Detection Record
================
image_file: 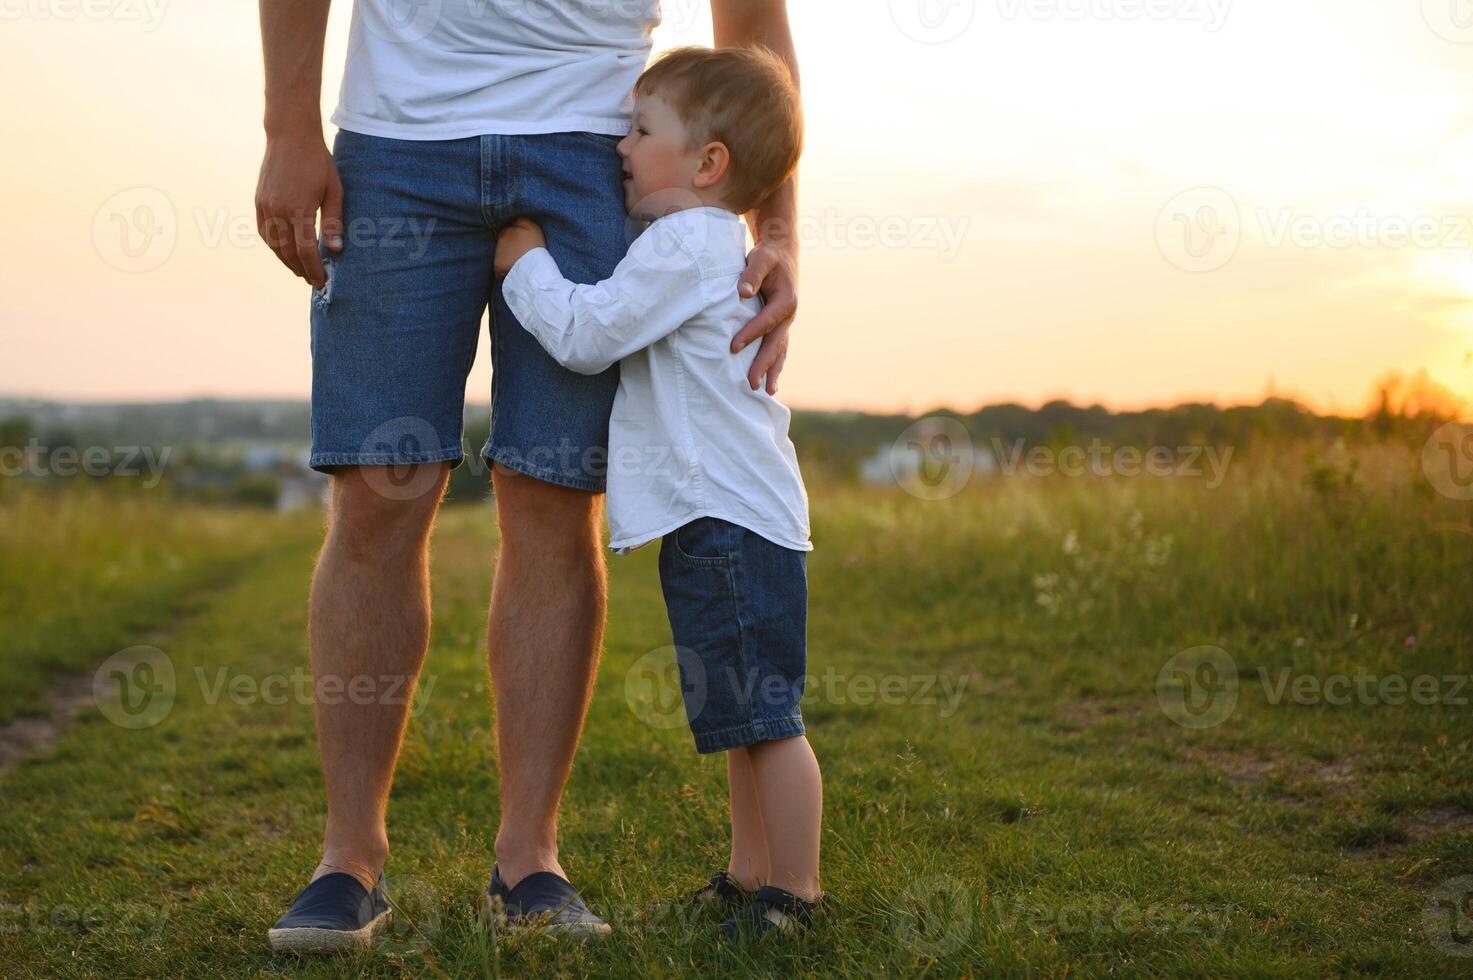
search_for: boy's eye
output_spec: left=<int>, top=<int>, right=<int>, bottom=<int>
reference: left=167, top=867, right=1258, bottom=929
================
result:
left=637, top=128, right=649, bottom=136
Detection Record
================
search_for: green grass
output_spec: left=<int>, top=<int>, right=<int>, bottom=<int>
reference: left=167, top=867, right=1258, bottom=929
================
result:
left=1, top=441, right=1471, bottom=977
left=0, top=483, right=319, bottom=724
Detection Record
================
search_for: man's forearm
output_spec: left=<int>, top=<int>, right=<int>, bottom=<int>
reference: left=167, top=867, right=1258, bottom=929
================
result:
left=259, top=0, right=332, bottom=137
left=712, top=0, right=800, bottom=249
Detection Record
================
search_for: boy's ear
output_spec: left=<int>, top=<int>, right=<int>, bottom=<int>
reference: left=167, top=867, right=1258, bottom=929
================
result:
left=692, top=141, right=732, bottom=191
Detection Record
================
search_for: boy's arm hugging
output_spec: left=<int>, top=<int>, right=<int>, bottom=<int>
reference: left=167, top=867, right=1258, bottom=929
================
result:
left=494, top=216, right=712, bottom=376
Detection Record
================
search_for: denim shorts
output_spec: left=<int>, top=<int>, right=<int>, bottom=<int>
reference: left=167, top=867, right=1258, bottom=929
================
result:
left=658, top=516, right=809, bottom=754
left=308, top=128, right=630, bottom=491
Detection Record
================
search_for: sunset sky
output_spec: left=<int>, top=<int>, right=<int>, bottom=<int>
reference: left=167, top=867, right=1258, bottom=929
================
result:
left=3, top=0, right=1472, bottom=415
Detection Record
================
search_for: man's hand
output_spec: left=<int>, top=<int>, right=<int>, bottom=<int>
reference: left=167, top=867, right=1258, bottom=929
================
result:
left=733, top=240, right=798, bottom=394
left=255, top=132, right=342, bottom=289
left=495, top=217, right=547, bottom=278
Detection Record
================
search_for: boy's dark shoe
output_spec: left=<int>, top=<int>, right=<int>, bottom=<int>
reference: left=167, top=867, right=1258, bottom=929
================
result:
left=686, top=870, right=753, bottom=912
left=483, top=864, right=611, bottom=938
left=720, top=885, right=821, bottom=940
left=648, top=870, right=753, bottom=929
left=268, top=872, right=392, bottom=954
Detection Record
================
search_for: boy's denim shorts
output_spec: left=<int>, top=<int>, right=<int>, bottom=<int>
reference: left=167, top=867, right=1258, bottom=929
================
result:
left=308, top=128, right=630, bottom=491
left=658, top=516, right=809, bottom=754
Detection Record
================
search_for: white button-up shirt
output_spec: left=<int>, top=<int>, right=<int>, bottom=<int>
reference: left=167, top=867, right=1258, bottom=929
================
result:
left=502, top=206, right=812, bottom=554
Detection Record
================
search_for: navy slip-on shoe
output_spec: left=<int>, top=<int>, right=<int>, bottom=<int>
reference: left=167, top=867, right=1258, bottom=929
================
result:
left=484, top=864, right=611, bottom=938
left=268, top=872, right=392, bottom=954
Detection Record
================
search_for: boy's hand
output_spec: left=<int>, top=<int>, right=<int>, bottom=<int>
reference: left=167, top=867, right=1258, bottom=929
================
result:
left=494, top=217, right=546, bottom=277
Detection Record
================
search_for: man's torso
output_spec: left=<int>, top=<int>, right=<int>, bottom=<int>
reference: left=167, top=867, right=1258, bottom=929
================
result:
left=334, top=0, right=663, bottom=140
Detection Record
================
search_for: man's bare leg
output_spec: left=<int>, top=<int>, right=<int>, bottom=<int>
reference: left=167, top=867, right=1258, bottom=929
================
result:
left=308, top=463, right=449, bottom=891
left=486, top=464, right=607, bottom=887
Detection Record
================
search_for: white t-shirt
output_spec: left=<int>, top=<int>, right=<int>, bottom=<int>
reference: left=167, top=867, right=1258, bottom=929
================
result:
left=332, top=0, right=661, bottom=140
left=501, top=207, right=813, bottom=554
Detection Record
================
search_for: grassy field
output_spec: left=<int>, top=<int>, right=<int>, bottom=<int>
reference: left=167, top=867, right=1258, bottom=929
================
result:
left=2, top=441, right=1472, bottom=977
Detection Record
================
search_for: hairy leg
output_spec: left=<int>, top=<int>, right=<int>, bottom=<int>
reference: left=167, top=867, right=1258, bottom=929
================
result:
left=746, top=735, right=823, bottom=901
left=726, top=747, right=771, bottom=891
left=309, top=463, right=449, bottom=891
left=486, top=464, right=607, bottom=887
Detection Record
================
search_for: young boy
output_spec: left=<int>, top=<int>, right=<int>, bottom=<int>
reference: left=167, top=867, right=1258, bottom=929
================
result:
left=492, top=45, right=821, bottom=939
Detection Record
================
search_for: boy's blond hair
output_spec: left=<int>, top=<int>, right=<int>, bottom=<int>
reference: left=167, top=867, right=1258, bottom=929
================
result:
left=635, top=45, right=802, bottom=214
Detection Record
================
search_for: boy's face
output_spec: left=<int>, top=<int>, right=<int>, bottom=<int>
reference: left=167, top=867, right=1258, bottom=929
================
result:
left=617, top=92, right=707, bottom=220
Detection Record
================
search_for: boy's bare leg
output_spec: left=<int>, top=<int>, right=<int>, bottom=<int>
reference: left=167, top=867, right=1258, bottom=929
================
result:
left=309, top=464, right=449, bottom=891
left=486, top=464, right=607, bottom=887
left=726, top=747, right=771, bottom=891
left=746, top=735, right=823, bottom=900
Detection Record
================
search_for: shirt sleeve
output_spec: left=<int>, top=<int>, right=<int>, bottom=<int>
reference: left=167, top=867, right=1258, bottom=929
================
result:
left=500, top=221, right=709, bottom=375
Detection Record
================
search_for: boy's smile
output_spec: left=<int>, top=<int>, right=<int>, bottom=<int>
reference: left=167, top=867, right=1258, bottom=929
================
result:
left=617, top=93, right=726, bottom=219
